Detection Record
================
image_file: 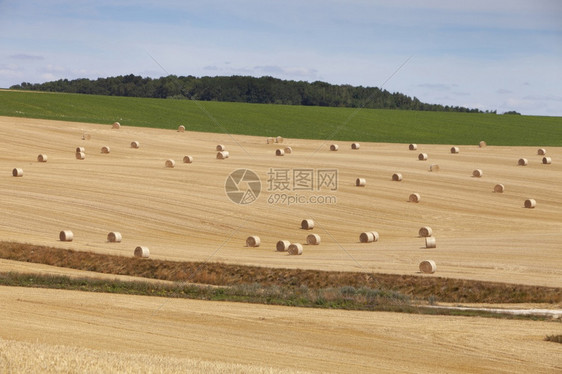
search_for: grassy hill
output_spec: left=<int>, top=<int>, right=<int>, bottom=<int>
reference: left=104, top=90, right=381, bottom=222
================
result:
left=1, top=89, right=560, bottom=146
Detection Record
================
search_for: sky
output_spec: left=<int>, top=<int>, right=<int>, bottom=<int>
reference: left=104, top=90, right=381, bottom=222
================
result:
left=1, top=0, right=561, bottom=116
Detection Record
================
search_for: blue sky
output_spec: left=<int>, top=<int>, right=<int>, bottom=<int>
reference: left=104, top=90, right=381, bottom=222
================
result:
left=1, top=0, right=561, bottom=116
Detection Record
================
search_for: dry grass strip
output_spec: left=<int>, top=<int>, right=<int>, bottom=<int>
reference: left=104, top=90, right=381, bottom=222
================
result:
left=0, top=241, right=560, bottom=304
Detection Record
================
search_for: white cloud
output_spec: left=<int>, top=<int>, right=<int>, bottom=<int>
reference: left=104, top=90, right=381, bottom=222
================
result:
left=40, top=73, right=58, bottom=81
left=41, top=64, right=66, bottom=74
left=522, top=94, right=562, bottom=102
left=0, top=63, right=25, bottom=84
left=9, top=54, right=44, bottom=61
left=417, top=83, right=455, bottom=91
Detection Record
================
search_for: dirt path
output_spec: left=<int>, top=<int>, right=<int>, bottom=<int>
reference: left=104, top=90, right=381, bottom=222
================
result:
left=428, top=305, right=562, bottom=318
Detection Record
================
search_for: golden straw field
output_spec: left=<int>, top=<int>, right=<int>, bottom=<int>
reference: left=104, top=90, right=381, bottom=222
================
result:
left=1, top=116, right=561, bottom=372
left=1, top=286, right=561, bottom=373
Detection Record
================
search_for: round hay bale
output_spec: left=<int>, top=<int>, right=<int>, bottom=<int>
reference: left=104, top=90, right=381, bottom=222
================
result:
left=216, top=151, right=230, bottom=159
left=101, top=146, right=110, bottom=154
left=284, top=147, right=292, bottom=154
left=165, top=159, right=175, bottom=168
left=37, top=154, right=48, bottom=162
left=360, top=232, right=374, bottom=243
left=75, top=152, right=85, bottom=160
left=418, top=153, right=428, bottom=161
left=330, top=144, right=339, bottom=151
left=276, top=149, right=285, bottom=156
left=419, top=260, right=436, bottom=274
left=450, top=146, right=460, bottom=154
left=359, top=231, right=379, bottom=243
left=409, top=143, right=417, bottom=151
left=351, top=142, right=360, bottom=150
left=473, top=169, right=483, bottom=177
left=216, top=144, right=226, bottom=151
left=542, top=156, right=552, bottom=165
left=267, top=137, right=275, bottom=144
left=429, top=164, right=440, bottom=172
left=392, top=173, right=403, bottom=181
left=356, top=177, right=366, bottom=187
left=307, top=233, right=321, bottom=245
left=276, top=136, right=284, bottom=144
left=134, top=246, right=150, bottom=258
left=178, top=125, right=185, bottom=132
left=524, top=199, right=536, bottom=209
left=276, top=240, right=291, bottom=252
left=246, top=235, right=261, bottom=247
left=537, top=148, right=547, bottom=155
left=479, top=141, right=487, bottom=148
left=419, top=226, right=433, bottom=237
left=112, top=122, right=120, bottom=129
left=107, top=231, right=122, bottom=243
left=183, top=155, right=193, bottom=163
left=409, top=193, right=421, bottom=203
left=494, top=184, right=505, bottom=193
left=12, top=168, right=23, bottom=177
left=301, top=219, right=314, bottom=230
left=76, top=147, right=85, bottom=153
left=82, top=133, right=91, bottom=140
left=425, top=237, right=437, bottom=248
left=518, top=158, right=528, bottom=166
left=131, top=141, right=140, bottom=149
left=59, top=230, right=73, bottom=242
left=288, top=243, right=303, bottom=255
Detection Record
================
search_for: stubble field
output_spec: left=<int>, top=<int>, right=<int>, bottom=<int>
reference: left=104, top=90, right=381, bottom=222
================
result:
left=0, top=115, right=561, bottom=372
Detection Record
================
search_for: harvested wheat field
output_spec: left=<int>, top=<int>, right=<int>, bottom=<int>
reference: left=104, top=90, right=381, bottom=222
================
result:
left=0, top=116, right=560, bottom=287
left=1, top=286, right=561, bottom=373
left=1, top=116, right=561, bottom=372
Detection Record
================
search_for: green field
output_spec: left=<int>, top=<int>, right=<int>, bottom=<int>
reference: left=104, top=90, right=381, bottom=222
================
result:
left=1, top=90, right=561, bottom=145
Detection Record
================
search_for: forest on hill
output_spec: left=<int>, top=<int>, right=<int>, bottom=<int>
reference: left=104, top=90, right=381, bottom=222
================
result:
left=11, top=74, right=487, bottom=113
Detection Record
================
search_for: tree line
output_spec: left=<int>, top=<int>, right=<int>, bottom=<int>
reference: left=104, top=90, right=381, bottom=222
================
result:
left=11, top=74, right=486, bottom=113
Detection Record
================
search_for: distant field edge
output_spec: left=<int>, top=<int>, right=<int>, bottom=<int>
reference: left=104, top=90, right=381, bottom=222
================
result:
left=1, top=90, right=561, bottom=146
